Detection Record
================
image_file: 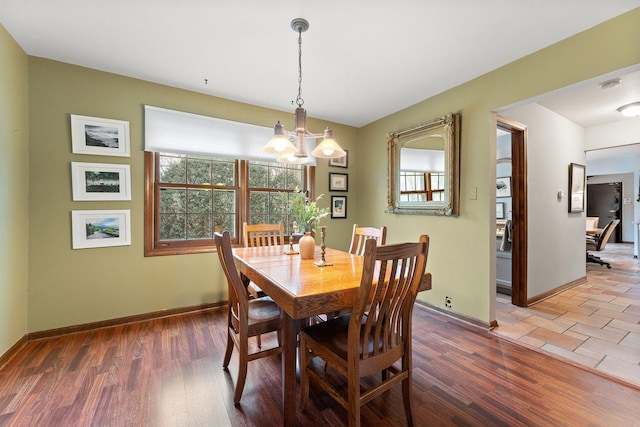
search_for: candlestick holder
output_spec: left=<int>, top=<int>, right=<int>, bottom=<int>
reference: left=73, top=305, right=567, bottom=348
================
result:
left=284, top=233, right=299, bottom=255
left=314, top=226, right=333, bottom=267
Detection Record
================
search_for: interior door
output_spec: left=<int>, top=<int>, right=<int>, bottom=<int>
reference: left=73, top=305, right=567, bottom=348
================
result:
left=497, top=117, right=527, bottom=307
left=587, top=182, right=622, bottom=243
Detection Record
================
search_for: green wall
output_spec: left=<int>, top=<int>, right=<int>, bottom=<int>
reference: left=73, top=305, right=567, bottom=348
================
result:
left=3, top=8, right=639, bottom=341
left=357, top=9, right=640, bottom=323
left=0, top=25, right=29, bottom=356
left=26, top=58, right=358, bottom=333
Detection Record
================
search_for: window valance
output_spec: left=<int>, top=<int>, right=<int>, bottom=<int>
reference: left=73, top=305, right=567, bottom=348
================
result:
left=144, top=105, right=317, bottom=165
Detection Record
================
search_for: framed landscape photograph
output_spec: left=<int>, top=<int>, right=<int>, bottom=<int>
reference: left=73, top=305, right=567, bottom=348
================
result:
left=496, top=176, right=512, bottom=198
left=568, top=162, right=586, bottom=213
left=71, top=162, right=131, bottom=201
left=329, top=172, right=348, bottom=192
left=71, top=114, right=130, bottom=157
left=71, top=210, right=131, bottom=249
left=328, top=150, right=348, bottom=168
left=331, top=196, right=347, bottom=218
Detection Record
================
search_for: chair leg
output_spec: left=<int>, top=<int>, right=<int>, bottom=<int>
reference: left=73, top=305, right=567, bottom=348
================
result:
left=256, top=334, right=262, bottom=348
left=402, top=375, right=415, bottom=426
left=348, top=375, right=361, bottom=427
left=299, top=337, right=310, bottom=411
left=233, top=341, right=249, bottom=404
left=222, top=329, right=234, bottom=368
left=586, top=252, right=612, bottom=269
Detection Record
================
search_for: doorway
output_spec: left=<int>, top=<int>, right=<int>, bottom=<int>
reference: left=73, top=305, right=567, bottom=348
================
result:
left=497, top=117, right=527, bottom=307
left=587, top=182, right=622, bottom=243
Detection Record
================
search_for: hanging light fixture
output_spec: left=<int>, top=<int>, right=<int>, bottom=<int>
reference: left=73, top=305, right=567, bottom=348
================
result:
left=261, top=18, right=346, bottom=164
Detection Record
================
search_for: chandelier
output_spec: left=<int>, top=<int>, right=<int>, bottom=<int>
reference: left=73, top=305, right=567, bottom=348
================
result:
left=261, top=18, right=346, bottom=164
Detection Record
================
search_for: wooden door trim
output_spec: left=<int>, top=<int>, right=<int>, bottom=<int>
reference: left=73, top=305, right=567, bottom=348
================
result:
left=497, top=117, right=528, bottom=307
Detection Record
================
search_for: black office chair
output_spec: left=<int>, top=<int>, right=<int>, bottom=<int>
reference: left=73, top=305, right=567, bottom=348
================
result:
left=586, top=219, right=620, bottom=269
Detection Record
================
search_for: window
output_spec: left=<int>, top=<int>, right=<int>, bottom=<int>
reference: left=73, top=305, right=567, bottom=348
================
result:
left=399, top=171, right=444, bottom=202
left=145, top=152, right=313, bottom=256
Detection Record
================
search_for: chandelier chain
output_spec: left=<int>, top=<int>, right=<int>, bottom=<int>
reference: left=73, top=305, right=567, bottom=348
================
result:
left=296, top=27, right=304, bottom=108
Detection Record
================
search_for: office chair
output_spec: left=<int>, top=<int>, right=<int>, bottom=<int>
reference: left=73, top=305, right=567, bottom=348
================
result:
left=586, top=219, right=620, bottom=269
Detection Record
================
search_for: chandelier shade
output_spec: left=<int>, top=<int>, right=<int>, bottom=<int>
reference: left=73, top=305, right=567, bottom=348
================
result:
left=261, top=18, right=346, bottom=165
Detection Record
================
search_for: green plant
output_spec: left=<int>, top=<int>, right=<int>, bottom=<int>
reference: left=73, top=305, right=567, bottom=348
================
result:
left=288, top=187, right=329, bottom=233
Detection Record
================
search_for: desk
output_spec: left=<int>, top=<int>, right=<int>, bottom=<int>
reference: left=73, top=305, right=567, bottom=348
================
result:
left=233, top=244, right=431, bottom=426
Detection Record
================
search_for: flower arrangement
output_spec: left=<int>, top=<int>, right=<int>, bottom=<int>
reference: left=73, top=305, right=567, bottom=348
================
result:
left=288, top=187, right=329, bottom=233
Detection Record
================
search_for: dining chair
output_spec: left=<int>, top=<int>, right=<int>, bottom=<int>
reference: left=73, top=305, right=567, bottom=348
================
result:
left=300, top=235, right=429, bottom=427
left=320, top=224, right=388, bottom=321
left=214, top=231, right=282, bottom=405
left=348, top=224, right=387, bottom=256
left=243, top=222, right=285, bottom=248
left=241, top=222, right=286, bottom=345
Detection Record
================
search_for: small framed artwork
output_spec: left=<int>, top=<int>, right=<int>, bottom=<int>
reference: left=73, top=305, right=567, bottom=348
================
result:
left=496, top=176, right=512, bottom=198
left=331, top=196, right=347, bottom=218
left=569, top=162, right=586, bottom=213
left=71, top=162, right=131, bottom=201
left=71, top=210, right=131, bottom=249
left=329, top=150, right=348, bottom=168
left=71, top=114, right=130, bottom=157
left=329, top=172, right=348, bottom=192
left=496, top=202, right=505, bottom=219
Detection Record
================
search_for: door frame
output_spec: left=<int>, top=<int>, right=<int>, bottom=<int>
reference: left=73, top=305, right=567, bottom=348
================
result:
left=497, top=117, right=528, bottom=307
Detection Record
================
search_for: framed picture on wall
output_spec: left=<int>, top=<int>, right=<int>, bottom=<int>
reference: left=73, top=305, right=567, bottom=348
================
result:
left=569, top=162, right=586, bottom=213
left=496, top=202, right=505, bottom=219
left=496, top=176, right=512, bottom=198
left=329, top=172, right=348, bottom=191
left=71, top=162, right=131, bottom=201
left=328, top=150, right=348, bottom=168
left=71, top=114, right=130, bottom=157
left=71, top=210, right=131, bottom=249
left=331, top=196, right=347, bottom=218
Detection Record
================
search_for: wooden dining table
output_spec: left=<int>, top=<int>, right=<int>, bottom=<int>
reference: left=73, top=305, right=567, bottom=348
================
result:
left=232, top=244, right=432, bottom=426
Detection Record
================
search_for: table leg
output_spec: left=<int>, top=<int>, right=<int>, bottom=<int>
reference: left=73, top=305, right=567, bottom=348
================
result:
left=282, top=313, right=301, bottom=427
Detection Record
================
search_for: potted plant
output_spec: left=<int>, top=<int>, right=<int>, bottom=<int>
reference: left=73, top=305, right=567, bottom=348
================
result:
left=289, top=187, right=329, bottom=233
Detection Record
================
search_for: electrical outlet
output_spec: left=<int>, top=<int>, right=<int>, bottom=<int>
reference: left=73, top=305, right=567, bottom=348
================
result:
left=445, top=296, right=452, bottom=308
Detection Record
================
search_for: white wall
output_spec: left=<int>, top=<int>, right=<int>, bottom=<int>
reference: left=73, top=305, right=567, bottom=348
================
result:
left=502, top=103, right=586, bottom=298
left=585, top=117, right=640, bottom=150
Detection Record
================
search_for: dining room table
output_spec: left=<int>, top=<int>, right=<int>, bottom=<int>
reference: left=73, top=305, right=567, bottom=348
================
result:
left=232, top=243, right=432, bottom=426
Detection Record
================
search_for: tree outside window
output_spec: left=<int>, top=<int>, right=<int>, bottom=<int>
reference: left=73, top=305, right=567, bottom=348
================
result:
left=145, top=152, right=311, bottom=256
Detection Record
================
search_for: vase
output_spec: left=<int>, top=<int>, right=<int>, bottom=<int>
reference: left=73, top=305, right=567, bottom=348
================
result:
left=298, top=232, right=315, bottom=260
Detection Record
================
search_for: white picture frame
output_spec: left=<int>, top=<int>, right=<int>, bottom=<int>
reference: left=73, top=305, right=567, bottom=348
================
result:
left=496, top=176, right=512, bottom=198
left=71, top=162, right=131, bottom=201
left=71, top=114, right=130, bottom=157
left=329, top=172, right=348, bottom=192
left=71, top=210, right=131, bottom=249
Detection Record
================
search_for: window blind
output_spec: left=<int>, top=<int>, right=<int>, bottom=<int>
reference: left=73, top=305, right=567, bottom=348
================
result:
left=144, top=105, right=317, bottom=165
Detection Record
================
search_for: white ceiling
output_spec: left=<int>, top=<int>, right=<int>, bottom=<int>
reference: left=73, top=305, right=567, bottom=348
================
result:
left=1, top=0, right=638, bottom=128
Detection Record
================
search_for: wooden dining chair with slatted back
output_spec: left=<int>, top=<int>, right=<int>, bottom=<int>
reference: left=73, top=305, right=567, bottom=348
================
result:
left=214, top=231, right=282, bottom=405
left=320, top=224, right=388, bottom=321
left=242, top=222, right=285, bottom=346
left=349, top=224, right=387, bottom=256
left=300, top=235, right=430, bottom=427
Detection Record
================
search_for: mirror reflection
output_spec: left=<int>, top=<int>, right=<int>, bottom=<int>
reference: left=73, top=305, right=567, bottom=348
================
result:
left=387, top=113, right=460, bottom=216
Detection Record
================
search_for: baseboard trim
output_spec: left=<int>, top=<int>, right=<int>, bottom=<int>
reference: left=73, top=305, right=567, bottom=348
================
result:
left=0, top=335, right=28, bottom=370
left=527, top=276, right=587, bottom=306
left=26, top=301, right=227, bottom=342
left=415, top=300, right=492, bottom=330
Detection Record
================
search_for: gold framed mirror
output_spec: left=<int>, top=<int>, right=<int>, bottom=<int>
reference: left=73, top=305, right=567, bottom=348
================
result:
left=386, top=113, right=460, bottom=216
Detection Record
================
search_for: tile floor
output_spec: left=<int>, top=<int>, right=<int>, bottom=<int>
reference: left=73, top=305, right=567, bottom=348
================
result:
left=493, top=242, right=640, bottom=389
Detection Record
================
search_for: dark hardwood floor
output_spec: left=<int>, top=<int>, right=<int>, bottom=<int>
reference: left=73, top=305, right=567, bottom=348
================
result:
left=1, top=304, right=639, bottom=426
